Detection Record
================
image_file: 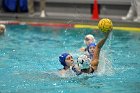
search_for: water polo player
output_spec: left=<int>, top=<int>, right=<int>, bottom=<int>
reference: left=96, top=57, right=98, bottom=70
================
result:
left=87, top=43, right=96, bottom=60
left=80, top=34, right=96, bottom=52
left=0, top=24, right=6, bottom=35
left=58, top=53, right=81, bottom=76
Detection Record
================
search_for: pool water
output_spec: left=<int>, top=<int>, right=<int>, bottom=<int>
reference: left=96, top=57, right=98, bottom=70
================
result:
left=0, top=24, right=140, bottom=93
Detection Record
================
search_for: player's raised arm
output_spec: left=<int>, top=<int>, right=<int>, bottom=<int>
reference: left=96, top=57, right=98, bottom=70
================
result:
left=90, top=18, right=113, bottom=71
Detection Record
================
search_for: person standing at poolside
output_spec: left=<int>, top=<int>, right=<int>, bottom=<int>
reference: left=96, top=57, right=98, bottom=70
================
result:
left=28, top=0, right=46, bottom=17
left=122, top=0, right=140, bottom=22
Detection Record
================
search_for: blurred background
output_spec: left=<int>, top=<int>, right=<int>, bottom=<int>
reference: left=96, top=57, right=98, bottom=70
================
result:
left=0, top=0, right=140, bottom=27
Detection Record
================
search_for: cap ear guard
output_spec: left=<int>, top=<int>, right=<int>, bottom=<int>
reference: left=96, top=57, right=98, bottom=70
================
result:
left=59, top=53, right=69, bottom=66
left=59, top=56, right=65, bottom=66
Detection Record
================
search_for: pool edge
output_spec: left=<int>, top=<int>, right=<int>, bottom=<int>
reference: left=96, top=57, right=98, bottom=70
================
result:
left=0, top=21, right=140, bottom=32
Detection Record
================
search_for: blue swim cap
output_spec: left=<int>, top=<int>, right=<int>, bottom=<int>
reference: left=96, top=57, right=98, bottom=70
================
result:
left=59, top=53, right=69, bottom=66
left=87, top=43, right=96, bottom=53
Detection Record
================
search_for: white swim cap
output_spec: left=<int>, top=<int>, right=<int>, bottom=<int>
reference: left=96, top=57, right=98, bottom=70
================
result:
left=84, top=34, right=96, bottom=44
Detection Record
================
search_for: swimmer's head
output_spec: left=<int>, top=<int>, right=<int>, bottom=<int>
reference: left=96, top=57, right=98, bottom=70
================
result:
left=0, top=24, right=6, bottom=34
left=59, top=53, right=74, bottom=67
left=84, top=34, right=96, bottom=45
left=87, top=43, right=96, bottom=54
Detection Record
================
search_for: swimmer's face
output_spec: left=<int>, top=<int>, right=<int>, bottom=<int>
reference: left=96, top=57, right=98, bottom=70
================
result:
left=84, top=37, right=93, bottom=45
left=65, top=55, right=74, bottom=67
left=89, top=46, right=95, bottom=54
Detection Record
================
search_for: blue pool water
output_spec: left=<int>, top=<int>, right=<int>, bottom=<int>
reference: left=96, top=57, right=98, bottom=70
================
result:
left=0, top=24, right=140, bottom=93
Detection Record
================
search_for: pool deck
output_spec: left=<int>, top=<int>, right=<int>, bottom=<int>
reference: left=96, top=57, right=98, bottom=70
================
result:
left=0, top=12, right=140, bottom=32
left=0, top=0, right=140, bottom=31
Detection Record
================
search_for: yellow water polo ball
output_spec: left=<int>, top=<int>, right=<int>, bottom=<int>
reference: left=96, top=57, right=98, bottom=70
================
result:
left=98, top=18, right=113, bottom=33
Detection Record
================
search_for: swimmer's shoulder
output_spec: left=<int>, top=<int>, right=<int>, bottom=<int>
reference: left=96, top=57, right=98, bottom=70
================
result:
left=58, top=69, right=66, bottom=77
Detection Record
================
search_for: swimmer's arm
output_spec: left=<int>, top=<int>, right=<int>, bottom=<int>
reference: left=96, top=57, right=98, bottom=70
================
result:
left=90, top=31, right=111, bottom=71
left=90, top=48, right=100, bottom=71
left=96, top=31, right=110, bottom=49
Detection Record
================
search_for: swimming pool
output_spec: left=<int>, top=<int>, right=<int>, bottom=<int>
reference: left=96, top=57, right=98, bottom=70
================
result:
left=0, top=24, right=140, bottom=93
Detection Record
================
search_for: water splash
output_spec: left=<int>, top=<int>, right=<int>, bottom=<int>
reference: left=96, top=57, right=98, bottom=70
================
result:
left=97, top=32, right=115, bottom=76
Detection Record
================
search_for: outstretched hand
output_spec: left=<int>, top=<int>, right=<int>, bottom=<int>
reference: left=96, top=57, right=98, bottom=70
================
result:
left=103, top=29, right=112, bottom=38
left=80, top=47, right=86, bottom=52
